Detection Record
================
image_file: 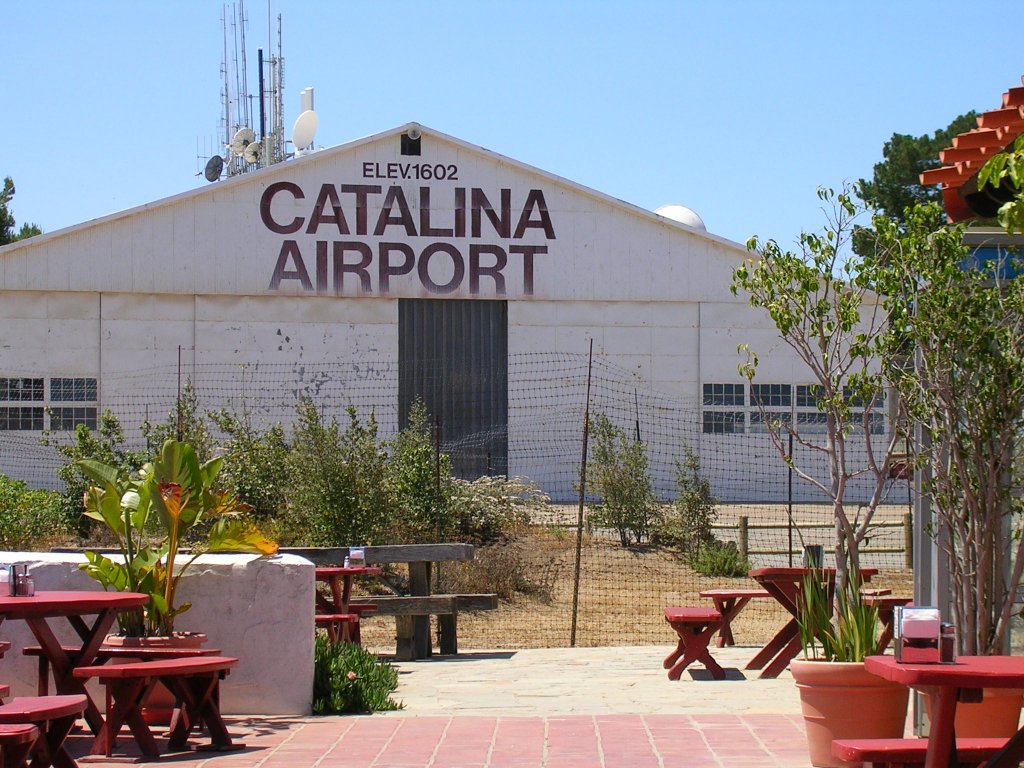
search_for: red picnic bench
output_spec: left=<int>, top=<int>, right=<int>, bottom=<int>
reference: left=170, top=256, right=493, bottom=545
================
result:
left=0, top=694, right=87, bottom=768
left=73, top=656, right=242, bottom=758
left=0, top=723, right=40, bottom=768
left=698, top=588, right=770, bottom=647
left=663, top=607, right=725, bottom=680
left=832, top=736, right=1007, bottom=767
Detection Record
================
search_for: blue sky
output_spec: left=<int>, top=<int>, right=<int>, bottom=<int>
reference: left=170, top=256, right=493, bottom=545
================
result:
left=2, top=1, right=1021, bottom=250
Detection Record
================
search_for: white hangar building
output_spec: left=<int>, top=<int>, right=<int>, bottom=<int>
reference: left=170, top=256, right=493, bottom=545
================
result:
left=0, top=124, right=873, bottom=502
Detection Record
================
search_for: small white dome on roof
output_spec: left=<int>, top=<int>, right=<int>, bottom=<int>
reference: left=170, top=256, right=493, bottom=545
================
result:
left=655, top=204, right=706, bottom=231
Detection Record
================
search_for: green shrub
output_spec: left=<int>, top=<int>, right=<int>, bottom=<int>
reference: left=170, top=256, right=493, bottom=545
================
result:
left=44, top=410, right=147, bottom=537
left=687, top=540, right=750, bottom=577
left=587, top=414, right=661, bottom=546
left=209, top=408, right=290, bottom=520
left=388, top=401, right=454, bottom=542
left=655, top=448, right=718, bottom=555
left=312, top=637, right=403, bottom=714
left=0, top=474, right=69, bottom=549
left=288, top=400, right=394, bottom=546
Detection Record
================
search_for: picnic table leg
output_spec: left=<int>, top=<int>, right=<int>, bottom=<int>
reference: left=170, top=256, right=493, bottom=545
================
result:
left=745, top=617, right=797, bottom=671
left=710, top=596, right=752, bottom=648
left=663, top=621, right=725, bottom=681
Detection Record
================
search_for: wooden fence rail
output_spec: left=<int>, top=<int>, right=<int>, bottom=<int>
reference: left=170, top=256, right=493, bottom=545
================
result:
left=712, top=512, right=913, bottom=568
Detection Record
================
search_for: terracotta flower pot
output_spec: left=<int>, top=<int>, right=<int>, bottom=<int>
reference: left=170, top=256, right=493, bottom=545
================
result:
left=791, top=659, right=909, bottom=768
left=924, top=686, right=1024, bottom=737
left=103, top=633, right=208, bottom=725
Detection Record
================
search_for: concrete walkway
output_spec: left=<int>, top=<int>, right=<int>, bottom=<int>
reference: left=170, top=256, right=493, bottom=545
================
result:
left=65, top=645, right=814, bottom=767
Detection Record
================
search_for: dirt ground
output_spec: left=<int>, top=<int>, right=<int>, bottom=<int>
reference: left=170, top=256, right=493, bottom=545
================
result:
left=357, top=530, right=914, bottom=656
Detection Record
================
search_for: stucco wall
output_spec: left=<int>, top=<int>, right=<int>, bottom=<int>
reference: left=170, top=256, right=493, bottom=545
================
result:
left=0, top=552, right=314, bottom=715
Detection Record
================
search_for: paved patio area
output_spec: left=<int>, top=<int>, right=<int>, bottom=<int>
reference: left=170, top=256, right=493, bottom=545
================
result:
left=64, top=646, right=815, bottom=767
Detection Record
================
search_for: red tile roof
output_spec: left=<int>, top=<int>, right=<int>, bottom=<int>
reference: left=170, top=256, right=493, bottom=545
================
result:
left=920, top=76, right=1024, bottom=221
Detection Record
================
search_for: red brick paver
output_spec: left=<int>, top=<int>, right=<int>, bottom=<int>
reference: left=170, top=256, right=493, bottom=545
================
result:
left=66, top=713, right=811, bottom=767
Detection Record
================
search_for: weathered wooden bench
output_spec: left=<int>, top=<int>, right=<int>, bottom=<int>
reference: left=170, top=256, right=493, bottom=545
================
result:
left=831, top=736, right=1006, bottom=767
left=73, top=656, right=241, bottom=758
left=0, top=694, right=87, bottom=768
left=361, top=594, right=499, bottom=660
left=663, top=607, right=726, bottom=680
left=698, top=589, right=771, bottom=647
left=0, top=723, right=40, bottom=768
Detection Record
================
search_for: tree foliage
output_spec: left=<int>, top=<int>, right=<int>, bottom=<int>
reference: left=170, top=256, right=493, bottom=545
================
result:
left=859, top=112, right=978, bottom=220
left=733, top=185, right=904, bottom=603
left=586, top=413, right=660, bottom=546
left=875, top=203, right=1024, bottom=655
left=0, top=176, right=42, bottom=246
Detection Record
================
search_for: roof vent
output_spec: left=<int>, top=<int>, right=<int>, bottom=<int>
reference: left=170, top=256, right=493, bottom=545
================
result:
left=655, top=204, right=706, bottom=231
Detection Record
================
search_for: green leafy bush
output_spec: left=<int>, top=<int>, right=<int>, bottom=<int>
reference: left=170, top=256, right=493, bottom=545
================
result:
left=288, top=400, right=394, bottom=546
left=209, top=408, right=290, bottom=520
left=0, top=475, right=69, bottom=549
left=656, top=448, right=718, bottom=555
left=388, top=401, right=454, bottom=541
left=312, top=637, right=403, bottom=714
left=687, top=540, right=750, bottom=577
left=586, top=414, right=661, bottom=546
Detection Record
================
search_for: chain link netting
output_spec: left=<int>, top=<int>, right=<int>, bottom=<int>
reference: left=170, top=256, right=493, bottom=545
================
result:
left=1, top=353, right=913, bottom=650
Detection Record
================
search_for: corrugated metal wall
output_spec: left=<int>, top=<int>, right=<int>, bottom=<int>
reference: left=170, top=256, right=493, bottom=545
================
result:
left=398, top=299, right=508, bottom=479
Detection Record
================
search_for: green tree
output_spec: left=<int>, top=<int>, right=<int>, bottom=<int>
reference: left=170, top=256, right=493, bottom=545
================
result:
left=859, top=112, right=978, bottom=220
left=0, top=176, right=42, bottom=245
left=874, top=203, right=1024, bottom=655
left=388, top=401, right=454, bottom=541
left=733, top=185, right=905, bottom=603
left=586, top=413, right=660, bottom=546
left=209, top=406, right=290, bottom=520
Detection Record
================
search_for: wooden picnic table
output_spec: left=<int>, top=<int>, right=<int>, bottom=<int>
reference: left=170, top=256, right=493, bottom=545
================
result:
left=0, top=590, right=148, bottom=735
left=698, top=588, right=770, bottom=647
left=865, top=654, right=1024, bottom=768
left=745, top=567, right=877, bottom=678
left=315, top=565, right=382, bottom=644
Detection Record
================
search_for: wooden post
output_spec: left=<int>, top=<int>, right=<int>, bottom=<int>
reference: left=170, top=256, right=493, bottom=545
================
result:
left=739, top=516, right=749, bottom=561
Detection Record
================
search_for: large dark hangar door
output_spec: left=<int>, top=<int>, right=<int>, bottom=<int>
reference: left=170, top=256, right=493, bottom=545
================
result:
left=399, top=299, right=508, bottom=479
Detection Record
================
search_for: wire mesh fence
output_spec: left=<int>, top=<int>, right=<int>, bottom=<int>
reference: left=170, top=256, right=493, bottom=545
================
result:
left=1, top=352, right=914, bottom=650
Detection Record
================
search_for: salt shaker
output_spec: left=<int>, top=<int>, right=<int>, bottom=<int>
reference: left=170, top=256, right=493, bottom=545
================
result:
left=940, top=623, right=956, bottom=663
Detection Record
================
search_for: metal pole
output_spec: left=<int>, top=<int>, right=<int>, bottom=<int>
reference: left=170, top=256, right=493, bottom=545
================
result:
left=788, top=431, right=794, bottom=566
left=570, top=339, right=594, bottom=647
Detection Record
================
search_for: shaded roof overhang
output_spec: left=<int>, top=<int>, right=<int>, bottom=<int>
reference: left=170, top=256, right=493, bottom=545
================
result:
left=920, top=76, right=1024, bottom=222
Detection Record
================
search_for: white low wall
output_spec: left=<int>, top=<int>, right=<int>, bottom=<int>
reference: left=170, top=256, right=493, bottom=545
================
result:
left=0, top=552, right=314, bottom=715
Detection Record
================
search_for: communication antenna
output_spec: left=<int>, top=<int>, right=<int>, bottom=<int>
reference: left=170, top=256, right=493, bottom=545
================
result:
left=229, top=126, right=256, bottom=156
left=292, top=109, right=318, bottom=151
left=243, top=141, right=262, bottom=164
left=204, top=155, right=225, bottom=182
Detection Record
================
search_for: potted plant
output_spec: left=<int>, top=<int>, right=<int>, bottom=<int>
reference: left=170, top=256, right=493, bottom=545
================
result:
left=78, top=438, right=278, bottom=638
left=791, top=572, right=908, bottom=767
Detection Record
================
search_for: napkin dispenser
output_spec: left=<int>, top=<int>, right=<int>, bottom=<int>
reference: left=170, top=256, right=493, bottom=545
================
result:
left=894, top=606, right=941, bottom=663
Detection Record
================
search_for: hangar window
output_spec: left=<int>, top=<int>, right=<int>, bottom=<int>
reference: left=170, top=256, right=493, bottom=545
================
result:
left=0, top=378, right=44, bottom=431
left=751, top=383, right=791, bottom=407
left=750, top=411, right=792, bottom=433
left=0, top=376, right=98, bottom=431
left=702, top=410, right=744, bottom=434
left=702, top=383, right=744, bottom=406
left=48, top=377, right=98, bottom=430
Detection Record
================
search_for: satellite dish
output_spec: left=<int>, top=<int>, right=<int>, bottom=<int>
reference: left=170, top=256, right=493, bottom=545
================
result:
left=243, top=141, right=262, bottom=165
left=292, top=110, right=318, bottom=150
left=204, top=155, right=224, bottom=182
left=229, top=127, right=256, bottom=156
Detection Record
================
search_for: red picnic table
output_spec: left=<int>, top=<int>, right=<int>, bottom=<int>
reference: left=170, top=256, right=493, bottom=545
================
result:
left=315, top=566, right=382, bottom=644
left=864, top=654, right=1024, bottom=768
left=745, top=567, right=877, bottom=678
left=0, top=590, right=148, bottom=734
left=698, top=588, right=770, bottom=647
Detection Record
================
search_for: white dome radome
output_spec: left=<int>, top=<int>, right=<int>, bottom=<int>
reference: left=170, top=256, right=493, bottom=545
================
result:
left=655, top=204, right=706, bottom=231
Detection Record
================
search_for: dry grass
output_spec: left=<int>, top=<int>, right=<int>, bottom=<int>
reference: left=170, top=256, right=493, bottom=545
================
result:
left=357, top=529, right=913, bottom=655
